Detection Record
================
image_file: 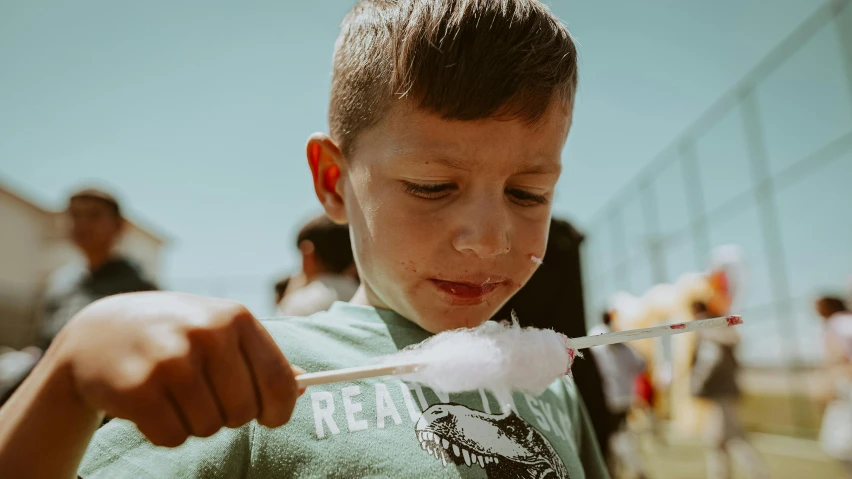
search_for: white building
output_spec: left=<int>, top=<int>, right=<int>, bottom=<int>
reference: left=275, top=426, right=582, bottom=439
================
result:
left=0, top=181, right=166, bottom=348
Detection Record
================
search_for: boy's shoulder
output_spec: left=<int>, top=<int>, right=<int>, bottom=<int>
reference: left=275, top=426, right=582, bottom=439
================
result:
left=261, top=302, right=402, bottom=334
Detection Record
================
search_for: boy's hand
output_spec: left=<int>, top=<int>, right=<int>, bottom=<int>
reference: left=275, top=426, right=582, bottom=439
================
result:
left=54, top=292, right=303, bottom=447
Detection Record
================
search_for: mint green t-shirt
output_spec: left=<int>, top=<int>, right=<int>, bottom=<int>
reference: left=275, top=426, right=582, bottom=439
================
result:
left=79, top=302, right=609, bottom=478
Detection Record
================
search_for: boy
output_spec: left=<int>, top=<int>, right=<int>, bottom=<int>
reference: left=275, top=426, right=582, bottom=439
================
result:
left=0, top=0, right=608, bottom=477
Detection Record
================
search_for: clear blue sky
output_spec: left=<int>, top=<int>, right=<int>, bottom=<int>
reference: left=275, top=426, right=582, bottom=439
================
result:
left=1, top=0, right=845, bottom=321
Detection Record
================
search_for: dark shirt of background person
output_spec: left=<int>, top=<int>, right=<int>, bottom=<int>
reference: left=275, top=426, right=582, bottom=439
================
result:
left=39, top=188, right=157, bottom=349
left=491, top=218, right=614, bottom=462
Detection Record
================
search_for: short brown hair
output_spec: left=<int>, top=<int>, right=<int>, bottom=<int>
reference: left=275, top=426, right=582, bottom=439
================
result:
left=330, top=0, right=578, bottom=155
left=297, top=215, right=354, bottom=274
left=817, top=296, right=848, bottom=316
left=70, top=187, right=122, bottom=218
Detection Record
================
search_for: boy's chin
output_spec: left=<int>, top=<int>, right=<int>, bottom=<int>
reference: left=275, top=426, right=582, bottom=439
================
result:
left=414, top=303, right=502, bottom=334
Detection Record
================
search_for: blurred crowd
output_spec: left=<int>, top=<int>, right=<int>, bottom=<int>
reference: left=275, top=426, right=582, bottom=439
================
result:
left=1, top=186, right=851, bottom=479
left=586, top=263, right=852, bottom=478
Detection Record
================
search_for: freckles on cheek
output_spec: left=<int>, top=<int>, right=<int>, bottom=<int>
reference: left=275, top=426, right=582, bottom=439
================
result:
left=399, top=260, right=419, bottom=274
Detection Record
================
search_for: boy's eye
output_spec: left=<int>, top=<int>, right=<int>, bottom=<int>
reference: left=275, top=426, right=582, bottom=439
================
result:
left=402, top=181, right=456, bottom=199
left=506, top=188, right=549, bottom=206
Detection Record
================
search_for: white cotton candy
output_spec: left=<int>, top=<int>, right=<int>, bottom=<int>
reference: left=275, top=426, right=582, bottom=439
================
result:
left=381, top=316, right=572, bottom=400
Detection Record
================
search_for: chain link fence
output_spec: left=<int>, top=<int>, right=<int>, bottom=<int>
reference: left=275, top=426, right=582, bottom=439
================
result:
left=580, top=0, right=852, bottom=435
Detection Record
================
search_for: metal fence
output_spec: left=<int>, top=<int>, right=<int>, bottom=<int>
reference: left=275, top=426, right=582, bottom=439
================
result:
left=581, top=0, right=852, bottom=373
left=583, top=0, right=852, bottom=436
left=579, top=0, right=852, bottom=437
left=579, top=0, right=852, bottom=436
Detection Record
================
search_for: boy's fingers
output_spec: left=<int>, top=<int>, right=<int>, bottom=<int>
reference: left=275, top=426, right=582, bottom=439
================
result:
left=129, top=391, right=189, bottom=448
left=168, top=368, right=224, bottom=438
left=292, top=365, right=307, bottom=396
left=239, top=320, right=300, bottom=428
left=205, top=337, right=259, bottom=428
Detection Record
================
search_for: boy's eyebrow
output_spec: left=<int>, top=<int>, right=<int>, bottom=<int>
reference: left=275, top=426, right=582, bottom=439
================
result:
left=516, top=161, right=562, bottom=175
left=400, top=153, right=562, bottom=175
left=418, top=155, right=470, bottom=171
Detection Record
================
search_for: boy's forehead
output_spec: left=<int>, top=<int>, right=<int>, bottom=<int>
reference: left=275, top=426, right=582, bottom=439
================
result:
left=385, top=149, right=564, bottom=180
left=356, top=102, right=570, bottom=172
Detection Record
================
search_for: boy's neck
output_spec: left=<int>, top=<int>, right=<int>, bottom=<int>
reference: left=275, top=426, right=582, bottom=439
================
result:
left=349, top=285, right=372, bottom=307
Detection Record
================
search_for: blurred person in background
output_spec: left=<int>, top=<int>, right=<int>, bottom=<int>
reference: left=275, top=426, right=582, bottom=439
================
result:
left=589, top=310, right=649, bottom=479
left=40, top=188, right=158, bottom=348
left=816, top=296, right=852, bottom=365
left=1, top=188, right=157, bottom=408
left=634, top=365, right=663, bottom=444
left=276, top=214, right=358, bottom=316
left=847, top=277, right=852, bottom=307
left=0, top=347, right=41, bottom=407
left=690, top=301, right=768, bottom=479
left=273, top=276, right=291, bottom=307
left=814, top=295, right=852, bottom=475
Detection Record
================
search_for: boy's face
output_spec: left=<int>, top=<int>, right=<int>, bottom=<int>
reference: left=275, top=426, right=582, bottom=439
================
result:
left=311, top=102, right=570, bottom=333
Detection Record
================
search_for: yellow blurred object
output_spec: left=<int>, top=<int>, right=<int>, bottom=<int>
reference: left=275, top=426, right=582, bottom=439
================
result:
left=607, top=254, right=740, bottom=436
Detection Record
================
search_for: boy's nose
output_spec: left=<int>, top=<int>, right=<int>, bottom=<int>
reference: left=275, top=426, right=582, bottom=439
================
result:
left=451, top=201, right=511, bottom=259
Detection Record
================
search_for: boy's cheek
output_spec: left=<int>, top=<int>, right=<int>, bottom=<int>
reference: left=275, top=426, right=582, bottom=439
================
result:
left=377, top=201, right=442, bottom=242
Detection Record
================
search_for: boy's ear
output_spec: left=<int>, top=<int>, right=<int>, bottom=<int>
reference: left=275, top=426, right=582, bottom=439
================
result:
left=306, top=133, right=347, bottom=224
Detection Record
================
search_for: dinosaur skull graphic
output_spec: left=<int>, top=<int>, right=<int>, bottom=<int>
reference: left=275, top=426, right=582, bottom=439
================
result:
left=415, top=403, right=568, bottom=478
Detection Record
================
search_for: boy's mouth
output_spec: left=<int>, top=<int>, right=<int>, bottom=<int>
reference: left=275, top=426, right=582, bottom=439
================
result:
left=429, top=278, right=504, bottom=304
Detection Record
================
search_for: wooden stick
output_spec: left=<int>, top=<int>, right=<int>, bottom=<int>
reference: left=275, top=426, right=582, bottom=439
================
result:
left=566, top=315, right=742, bottom=350
left=294, top=315, right=742, bottom=389
left=296, top=362, right=421, bottom=389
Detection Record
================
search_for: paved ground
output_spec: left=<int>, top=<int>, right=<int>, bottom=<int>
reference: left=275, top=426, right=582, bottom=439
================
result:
left=620, top=427, right=848, bottom=479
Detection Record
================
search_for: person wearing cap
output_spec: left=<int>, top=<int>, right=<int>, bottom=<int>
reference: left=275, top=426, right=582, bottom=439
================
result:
left=39, top=188, right=157, bottom=348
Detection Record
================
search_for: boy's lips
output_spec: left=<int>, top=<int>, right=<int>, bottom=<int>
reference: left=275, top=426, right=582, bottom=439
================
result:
left=429, top=278, right=505, bottom=304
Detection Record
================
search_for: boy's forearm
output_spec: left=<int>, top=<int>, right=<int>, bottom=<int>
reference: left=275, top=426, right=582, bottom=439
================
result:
left=0, top=351, right=102, bottom=479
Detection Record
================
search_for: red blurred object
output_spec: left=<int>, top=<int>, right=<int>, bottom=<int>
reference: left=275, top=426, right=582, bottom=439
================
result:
left=635, top=371, right=655, bottom=407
